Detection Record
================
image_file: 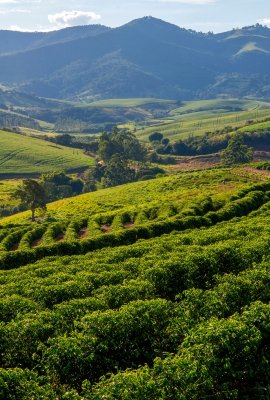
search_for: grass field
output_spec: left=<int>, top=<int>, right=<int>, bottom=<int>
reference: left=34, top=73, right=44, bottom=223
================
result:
left=77, top=98, right=175, bottom=108
left=170, top=99, right=270, bottom=116
left=0, top=130, right=94, bottom=177
left=136, top=108, right=270, bottom=141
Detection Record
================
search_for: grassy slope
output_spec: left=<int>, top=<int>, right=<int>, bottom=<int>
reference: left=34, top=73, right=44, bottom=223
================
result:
left=136, top=108, right=270, bottom=141
left=133, top=98, right=270, bottom=141
left=0, top=168, right=257, bottom=226
left=77, top=98, right=175, bottom=108
left=170, top=99, right=270, bottom=115
left=0, top=130, right=94, bottom=176
left=0, top=179, right=21, bottom=206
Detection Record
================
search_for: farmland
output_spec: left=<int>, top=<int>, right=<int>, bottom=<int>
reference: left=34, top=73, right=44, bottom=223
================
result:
left=136, top=107, right=270, bottom=141
left=0, top=130, right=94, bottom=177
left=4, top=96, right=270, bottom=138
left=1, top=167, right=270, bottom=398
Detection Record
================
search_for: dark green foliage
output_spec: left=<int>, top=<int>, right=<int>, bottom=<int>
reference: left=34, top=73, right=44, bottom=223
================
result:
left=98, top=128, right=145, bottom=162
left=0, top=368, right=55, bottom=400
left=88, top=302, right=270, bottom=399
left=149, top=132, right=163, bottom=142
left=102, top=154, right=136, bottom=188
left=42, top=171, right=84, bottom=201
left=42, top=299, right=174, bottom=386
left=87, top=128, right=146, bottom=190
left=221, top=134, right=253, bottom=166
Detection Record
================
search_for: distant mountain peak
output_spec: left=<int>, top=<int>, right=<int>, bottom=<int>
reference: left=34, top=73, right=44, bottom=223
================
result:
left=123, top=16, right=185, bottom=30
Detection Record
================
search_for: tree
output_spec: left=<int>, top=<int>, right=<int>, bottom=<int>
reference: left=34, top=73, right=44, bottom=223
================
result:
left=54, top=134, right=73, bottom=147
left=114, top=130, right=146, bottom=161
left=149, top=132, right=163, bottom=143
left=98, top=133, right=119, bottom=161
left=98, top=129, right=146, bottom=162
left=102, top=154, right=135, bottom=188
left=221, top=135, right=253, bottom=166
left=13, top=179, right=47, bottom=221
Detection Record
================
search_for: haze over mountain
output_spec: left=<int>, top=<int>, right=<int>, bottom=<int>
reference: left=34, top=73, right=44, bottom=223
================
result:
left=0, top=17, right=269, bottom=101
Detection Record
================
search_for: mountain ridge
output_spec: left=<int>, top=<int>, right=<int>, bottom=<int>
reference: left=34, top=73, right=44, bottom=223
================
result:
left=0, top=17, right=270, bottom=100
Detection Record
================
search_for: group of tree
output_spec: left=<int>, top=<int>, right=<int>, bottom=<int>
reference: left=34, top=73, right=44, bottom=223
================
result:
left=149, top=129, right=254, bottom=165
left=150, top=126, right=270, bottom=161
left=84, top=128, right=163, bottom=190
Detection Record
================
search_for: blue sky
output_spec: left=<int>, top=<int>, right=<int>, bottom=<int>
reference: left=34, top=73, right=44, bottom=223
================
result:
left=0, top=0, right=269, bottom=33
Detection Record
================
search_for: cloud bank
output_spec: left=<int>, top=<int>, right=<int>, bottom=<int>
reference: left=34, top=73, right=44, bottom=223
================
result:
left=48, top=10, right=101, bottom=28
left=258, top=18, right=270, bottom=26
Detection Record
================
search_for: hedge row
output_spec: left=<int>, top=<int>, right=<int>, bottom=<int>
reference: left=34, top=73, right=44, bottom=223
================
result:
left=1, top=183, right=270, bottom=270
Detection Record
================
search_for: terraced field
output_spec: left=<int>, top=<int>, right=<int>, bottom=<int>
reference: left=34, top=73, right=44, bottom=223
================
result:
left=1, top=167, right=270, bottom=398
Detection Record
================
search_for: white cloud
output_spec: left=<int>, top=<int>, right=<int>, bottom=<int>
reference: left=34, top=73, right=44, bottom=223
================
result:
left=48, top=10, right=101, bottom=28
left=0, top=0, right=17, bottom=3
left=258, top=18, right=270, bottom=26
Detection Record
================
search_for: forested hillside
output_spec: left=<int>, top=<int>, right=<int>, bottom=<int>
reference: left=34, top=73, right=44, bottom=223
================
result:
left=0, top=18, right=270, bottom=100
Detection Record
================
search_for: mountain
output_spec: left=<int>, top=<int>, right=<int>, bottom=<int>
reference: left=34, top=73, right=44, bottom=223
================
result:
left=0, top=17, right=269, bottom=100
left=0, top=25, right=110, bottom=55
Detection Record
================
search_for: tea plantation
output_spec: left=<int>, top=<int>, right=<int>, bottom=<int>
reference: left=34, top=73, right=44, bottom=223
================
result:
left=1, top=169, right=270, bottom=399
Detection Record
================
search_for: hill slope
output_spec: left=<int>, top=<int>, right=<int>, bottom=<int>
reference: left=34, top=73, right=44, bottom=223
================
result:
left=0, top=130, right=94, bottom=177
left=0, top=24, right=110, bottom=56
left=1, top=168, right=270, bottom=398
left=0, top=18, right=269, bottom=100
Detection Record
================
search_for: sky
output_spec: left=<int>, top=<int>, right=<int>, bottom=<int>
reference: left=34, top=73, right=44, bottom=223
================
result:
left=0, top=0, right=270, bottom=33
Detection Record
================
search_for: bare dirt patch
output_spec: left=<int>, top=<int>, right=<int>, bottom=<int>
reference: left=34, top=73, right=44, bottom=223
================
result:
left=123, top=222, right=135, bottom=229
left=78, top=228, right=88, bottom=239
left=55, top=233, right=65, bottom=242
left=169, top=154, right=220, bottom=171
left=10, top=243, right=19, bottom=251
left=101, top=224, right=112, bottom=233
left=31, top=238, right=43, bottom=248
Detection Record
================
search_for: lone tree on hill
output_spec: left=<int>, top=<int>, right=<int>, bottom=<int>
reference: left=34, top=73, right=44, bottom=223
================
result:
left=221, top=135, right=253, bottom=166
left=13, top=179, right=47, bottom=221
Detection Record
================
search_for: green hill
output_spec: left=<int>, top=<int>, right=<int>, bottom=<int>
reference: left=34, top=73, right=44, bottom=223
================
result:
left=0, top=130, right=94, bottom=177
